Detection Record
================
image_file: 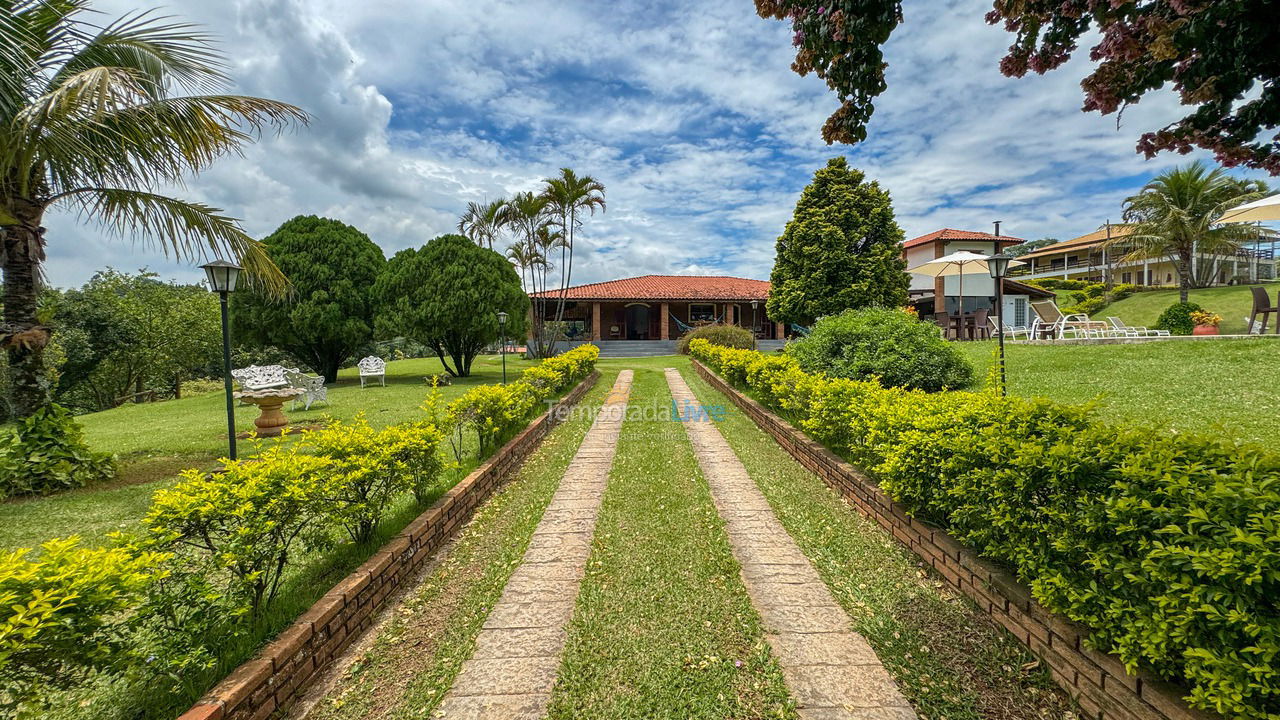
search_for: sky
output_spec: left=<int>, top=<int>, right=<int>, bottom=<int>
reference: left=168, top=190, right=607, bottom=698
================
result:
left=45, top=0, right=1272, bottom=289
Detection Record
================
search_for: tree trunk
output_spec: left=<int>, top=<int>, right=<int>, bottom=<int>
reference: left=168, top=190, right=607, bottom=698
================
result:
left=1, top=203, right=50, bottom=418
left=1179, top=253, right=1192, bottom=304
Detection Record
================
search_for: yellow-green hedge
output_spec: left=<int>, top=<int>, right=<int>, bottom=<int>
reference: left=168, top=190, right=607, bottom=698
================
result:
left=690, top=338, right=1280, bottom=720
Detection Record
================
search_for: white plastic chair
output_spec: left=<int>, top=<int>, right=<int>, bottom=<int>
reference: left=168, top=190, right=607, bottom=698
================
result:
left=1107, top=317, right=1169, bottom=337
left=357, top=356, right=386, bottom=388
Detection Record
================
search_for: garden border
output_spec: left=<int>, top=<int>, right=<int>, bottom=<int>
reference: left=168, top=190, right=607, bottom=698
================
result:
left=176, top=370, right=601, bottom=720
left=691, top=359, right=1217, bottom=720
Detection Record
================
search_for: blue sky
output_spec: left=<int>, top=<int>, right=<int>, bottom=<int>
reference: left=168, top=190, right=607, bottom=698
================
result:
left=46, top=0, right=1272, bottom=289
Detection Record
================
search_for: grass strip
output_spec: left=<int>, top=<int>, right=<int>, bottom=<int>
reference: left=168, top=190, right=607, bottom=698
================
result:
left=306, top=369, right=621, bottom=720
left=681, top=365, right=1074, bottom=720
left=546, top=366, right=796, bottom=720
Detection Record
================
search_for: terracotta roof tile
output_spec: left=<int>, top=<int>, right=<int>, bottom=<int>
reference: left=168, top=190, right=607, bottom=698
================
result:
left=530, top=274, right=769, bottom=301
left=903, top=228, right=1025, bottom=250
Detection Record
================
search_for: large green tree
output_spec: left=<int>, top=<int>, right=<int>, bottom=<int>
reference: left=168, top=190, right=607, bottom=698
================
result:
left=376, top=234, right=527, bottom=377
left=231, top=216, right=385, bottom=382
left=55, top=269, right=219, bottom=411
left=767, top=158, right=908, bottom=326
left=1116, top=162, right=1267, bottom=303
left=757, top=1, right=1280, bottom=173
left=0, top=1, right=305, bottom=418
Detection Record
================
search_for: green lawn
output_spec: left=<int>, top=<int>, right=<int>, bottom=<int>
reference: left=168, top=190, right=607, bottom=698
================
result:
left=547, top=366, right=795, bottom=719
left=1105, top=280, right=1280, bottom=334
left=0, top=355, right=536, bottom=551
left=958, top=339, right=1280, bottom=445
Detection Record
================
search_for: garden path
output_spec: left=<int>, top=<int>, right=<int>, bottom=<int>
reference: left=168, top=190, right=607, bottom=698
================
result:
left=432, top=370, right=633, bottom=719
left=665, top=368, right=916, bottom=720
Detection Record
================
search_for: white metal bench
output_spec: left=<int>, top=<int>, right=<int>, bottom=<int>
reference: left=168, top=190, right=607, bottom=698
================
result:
left=285, top=369, right=327, bottom=410
left=231, top=364, right=291, bottom=391
left=358, top=356, right=386, bottom=388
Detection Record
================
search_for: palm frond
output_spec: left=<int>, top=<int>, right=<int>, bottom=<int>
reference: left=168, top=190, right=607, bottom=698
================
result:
left=46, top=9, right=227, bottom=97
left=52, top=187, right=285, bottom=292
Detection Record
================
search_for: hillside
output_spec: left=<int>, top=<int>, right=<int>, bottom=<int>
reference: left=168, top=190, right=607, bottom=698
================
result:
left=1105, top=280, right=1280, bottom=334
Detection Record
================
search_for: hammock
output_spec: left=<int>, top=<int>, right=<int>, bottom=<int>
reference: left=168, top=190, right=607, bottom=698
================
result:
left=669, top=313, right=724, bottom=335
left=791, top=324, right=811, bottom=337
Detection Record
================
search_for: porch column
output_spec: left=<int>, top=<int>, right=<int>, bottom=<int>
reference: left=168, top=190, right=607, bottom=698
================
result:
left=725, top=304, right=734, bottom=325
left=660, top=302, right=669, bottom=340
left=591, top=302, right=601, bottom=341
left=775, top=321, right=784, bottom=339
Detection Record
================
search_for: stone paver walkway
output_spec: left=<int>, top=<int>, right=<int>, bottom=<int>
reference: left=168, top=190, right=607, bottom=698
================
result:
left=665, top=368, right=917, bottom=720
left=434, top=370, right=633, bottom=720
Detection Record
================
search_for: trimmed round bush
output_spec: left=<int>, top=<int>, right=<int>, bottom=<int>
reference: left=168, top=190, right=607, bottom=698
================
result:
left=676, top=323, right=756, bottom=354
left=1154, top=301, right=1204, bottom=335
left=786, top=308, right=975, bottom=391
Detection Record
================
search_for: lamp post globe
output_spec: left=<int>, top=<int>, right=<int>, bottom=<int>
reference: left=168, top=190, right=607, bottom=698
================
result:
left=200, top=259, right=243, bottom=460
left=986, top=254, right=1011, bottom=397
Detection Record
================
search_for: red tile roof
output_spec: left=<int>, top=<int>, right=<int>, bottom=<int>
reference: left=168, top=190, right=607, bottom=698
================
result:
left=903, top=228, right=1025, bottom=250
left=530, top=274, right=770, bottom=301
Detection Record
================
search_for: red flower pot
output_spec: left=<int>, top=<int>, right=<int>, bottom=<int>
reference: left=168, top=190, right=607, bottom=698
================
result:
left=1193, top=324, right=1220, bottom=336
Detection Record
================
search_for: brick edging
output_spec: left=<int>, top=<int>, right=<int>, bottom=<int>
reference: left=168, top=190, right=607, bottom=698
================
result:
left=690, top=360, right=1217, bottom=720
left=177, top=371, right=602, bottom=720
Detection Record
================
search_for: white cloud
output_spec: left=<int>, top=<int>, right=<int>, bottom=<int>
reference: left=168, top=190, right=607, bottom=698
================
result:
left=39, top=0, right=1271, bottom=291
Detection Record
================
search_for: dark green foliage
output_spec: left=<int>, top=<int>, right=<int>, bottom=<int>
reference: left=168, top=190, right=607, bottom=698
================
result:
left=53, top=270, right=220, bottom=412
left=786, top=308, right=974, bottom=391
left=0, top=403, right=114, bottom=498
left=675, top=324, right=756, bottom=354
left=692, top=341, right=1280, bottom=720
left=1154, top=302, right=1204, bottom=335
left=231, top=216, right=385, bottom=382
left=1005, top=237, right=1059, bottom=257
left=375, top=234, right=528, bottom=377
left=767, top=158, right=909, bottom=326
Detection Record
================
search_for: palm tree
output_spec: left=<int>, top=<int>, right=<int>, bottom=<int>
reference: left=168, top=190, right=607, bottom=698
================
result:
left=503, top=191, right=560, bottom=355
left=540, top=168, right=605, bottom=325
left=458, top=198, right=507, bottom=250
left=505, top=238, right=543, bottom=296
left=1115, top=162, right=1267, bottom=303
left=0, top=1, right=306, bottom=417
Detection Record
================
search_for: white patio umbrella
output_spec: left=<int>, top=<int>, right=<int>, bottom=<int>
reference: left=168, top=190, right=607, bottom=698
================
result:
left=1219, top=193, right=1280, bottom=224
left=907, top=251, right=1025, bottom=315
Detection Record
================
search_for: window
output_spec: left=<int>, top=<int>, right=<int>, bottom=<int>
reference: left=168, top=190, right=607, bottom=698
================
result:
left=689, top=303, right=715, bottom=323
left=1013, top=298, right=1028, bottom=327
left=1121, top=272, right=1131, bottom=284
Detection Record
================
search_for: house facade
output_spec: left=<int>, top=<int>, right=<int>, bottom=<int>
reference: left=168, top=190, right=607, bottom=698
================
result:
left=528, top=275, right=784, bottom=341
left=902, top=228, right=1052, bottom=325
left=1007, top=226, right=1278, bottom=286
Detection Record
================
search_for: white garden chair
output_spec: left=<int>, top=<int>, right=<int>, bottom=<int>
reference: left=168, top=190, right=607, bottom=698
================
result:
left=285, top=369, right=328, bottom=410
left=358, top=356, right=386, bottom=388
left=987, top=316, right=1034, bottom=340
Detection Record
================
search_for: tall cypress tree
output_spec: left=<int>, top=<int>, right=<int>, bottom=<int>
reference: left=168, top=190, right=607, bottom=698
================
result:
left=767, top=158, right=909, bottom=326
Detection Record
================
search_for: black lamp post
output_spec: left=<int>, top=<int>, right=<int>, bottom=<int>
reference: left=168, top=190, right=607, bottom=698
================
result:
left=751, top=300, right=758, bottom=335
left=987, top=253, right=1012, bottom=397
left=201, top=259, right=242, bottom=460
left=497, top=311, right=509, bottom=385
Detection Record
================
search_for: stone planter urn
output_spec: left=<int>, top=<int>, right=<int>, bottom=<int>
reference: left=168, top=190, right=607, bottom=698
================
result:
left=233, top=387, right=305, bottom=437
left=1192, top=324, right=1220, bottom=336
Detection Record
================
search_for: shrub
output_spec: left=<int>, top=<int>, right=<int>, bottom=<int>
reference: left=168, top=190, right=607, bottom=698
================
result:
left=381, top=421, right=448, bottom=505
left=675, top=323, right=756, bottom=354
left=1, top=537, right=161, bottom=713
left=1154, top=301, right=1204, bottom=335
left=449, top=344, right=598, bottom=459
left=785, top=308, right=975, bottom=391
left=690, top=339, right=1280, bottom=720
left=305, top=416, right=406, bottom=544
left=0, top=403, right=114, bottom=498
left=142, top=444, right=332, bottom=615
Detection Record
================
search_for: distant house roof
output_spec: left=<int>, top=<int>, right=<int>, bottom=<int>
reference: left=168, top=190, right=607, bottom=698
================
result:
left=530, top=274, right=770, bottom=302
left=1017, top=226, right=1133, bottom=260
left=903, top=228, right=1025, bottom=250
left=1005, top=279, right=1057, bottom=299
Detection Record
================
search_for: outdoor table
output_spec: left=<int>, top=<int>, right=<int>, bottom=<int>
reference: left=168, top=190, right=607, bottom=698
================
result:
left=948, top=313, right=980, bottom=340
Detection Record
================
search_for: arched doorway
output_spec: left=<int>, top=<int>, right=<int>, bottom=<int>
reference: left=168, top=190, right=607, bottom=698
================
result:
left=625, top=304, right=649, bottom=339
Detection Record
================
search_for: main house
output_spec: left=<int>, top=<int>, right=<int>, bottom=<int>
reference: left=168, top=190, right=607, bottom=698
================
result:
left=528, top=275, right=785, bottom=341
left=1007, top=225, right=1279, bottom=286
left=902, top=228, right=1055, bottom=327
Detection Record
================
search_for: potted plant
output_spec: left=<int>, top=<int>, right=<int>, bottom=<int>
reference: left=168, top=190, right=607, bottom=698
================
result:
left=1190, top=310, right=1223, bottom=336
